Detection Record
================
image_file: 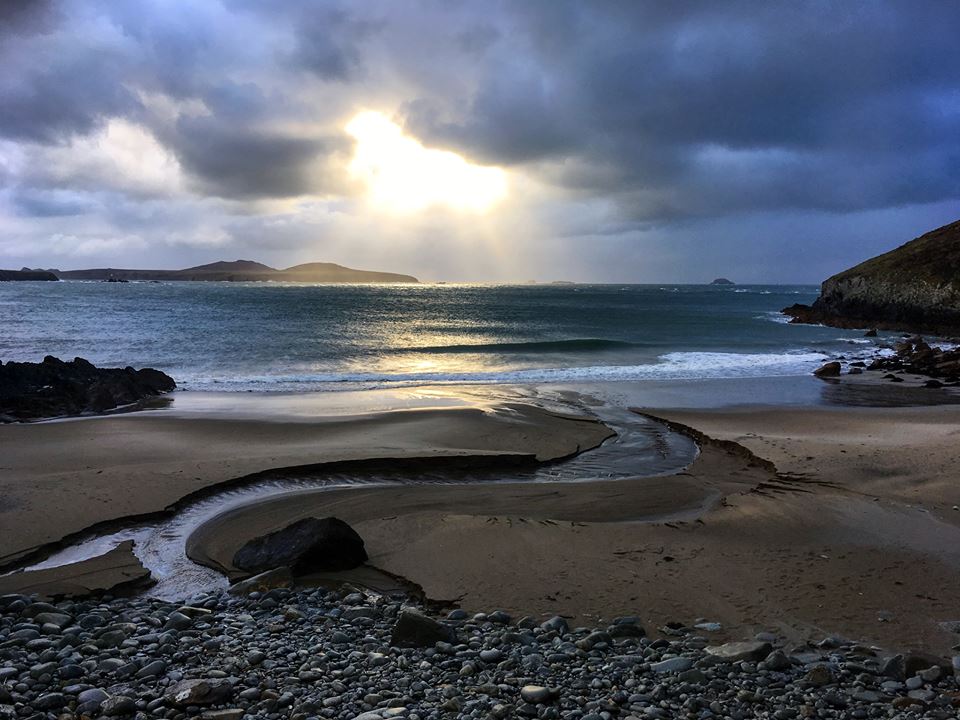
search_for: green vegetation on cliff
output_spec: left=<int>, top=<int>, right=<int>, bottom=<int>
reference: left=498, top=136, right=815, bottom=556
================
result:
left=783, top=219, right=960, bottom=334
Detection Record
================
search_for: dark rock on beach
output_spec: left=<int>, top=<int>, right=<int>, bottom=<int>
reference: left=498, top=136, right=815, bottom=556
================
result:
left=783, top=218, right=960, bottom=334
left=865, top=336, right=960, bottom=384
left=813, top=361, right=842, bottom=377
left=390, top=608, right=457, bottom=647
left=0, top=356, right=176, bottom=422
left=232, top=517, right=368, bottom=576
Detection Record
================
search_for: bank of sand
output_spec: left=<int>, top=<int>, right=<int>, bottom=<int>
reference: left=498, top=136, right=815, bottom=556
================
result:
left=3, top=396, right=960, bottom=655
left=0, top=403, right=613, bottom=567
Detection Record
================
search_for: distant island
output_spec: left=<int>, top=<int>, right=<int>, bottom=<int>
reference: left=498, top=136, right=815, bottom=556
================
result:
left=1, top=260, right=419, bottom=283
left=783, top=218, right=960, bottom=334
left=710, top=277, right=735, bottom=285
left=0, top=269, right=58, bottom=281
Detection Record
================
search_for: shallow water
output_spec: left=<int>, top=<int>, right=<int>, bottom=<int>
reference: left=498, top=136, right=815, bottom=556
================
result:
left=15, top=398, right=697, bottom=599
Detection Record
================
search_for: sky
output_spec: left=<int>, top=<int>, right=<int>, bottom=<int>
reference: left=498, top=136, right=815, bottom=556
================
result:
left=1, top=1, right=959, bottom=283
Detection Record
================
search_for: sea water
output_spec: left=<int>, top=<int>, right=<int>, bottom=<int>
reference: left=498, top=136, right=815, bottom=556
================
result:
left=0, top=281, right=888, bottom=393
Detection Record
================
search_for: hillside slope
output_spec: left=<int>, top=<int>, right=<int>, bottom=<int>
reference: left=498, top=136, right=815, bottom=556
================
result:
left=783, top=219, right=960, bottom=334
left=57, top=260, right=419, bottom=283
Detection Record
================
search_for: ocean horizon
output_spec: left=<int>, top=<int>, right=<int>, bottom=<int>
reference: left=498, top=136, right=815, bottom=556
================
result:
left=0, top=280, right=896, bottom=394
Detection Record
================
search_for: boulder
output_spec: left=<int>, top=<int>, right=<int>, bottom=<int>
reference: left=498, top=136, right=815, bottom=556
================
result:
left=705, top=641, right=772, bottom=663
left=0, top=356, right=175, bottom=422
left=390, top=609, right=456, bottom=648
left=164, top=679, right=233, bottom=707
left=813, top=361, right=842, bottom=377
left=232, top=517, right=367, bottom=575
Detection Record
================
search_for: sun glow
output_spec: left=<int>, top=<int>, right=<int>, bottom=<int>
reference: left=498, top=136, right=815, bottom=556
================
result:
left=345, top=111, right=507, bottom=213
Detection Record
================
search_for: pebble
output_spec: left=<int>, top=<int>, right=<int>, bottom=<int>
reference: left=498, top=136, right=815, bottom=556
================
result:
left=0, top=589, right=955, bottom=720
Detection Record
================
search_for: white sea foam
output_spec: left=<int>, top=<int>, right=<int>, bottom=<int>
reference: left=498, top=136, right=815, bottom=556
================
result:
left=178, top=351, right=830, bottom=392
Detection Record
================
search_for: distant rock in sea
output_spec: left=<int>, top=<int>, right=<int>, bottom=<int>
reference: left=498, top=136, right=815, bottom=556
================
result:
left=55, top=259, right=419, bottom=283
left=0, top=268, right=58, bottom=281
left=0, top=356, right=176, bottom=422
left=710, top=277, right=735, bottom=285
left=783, top=218, right=960, bottom=334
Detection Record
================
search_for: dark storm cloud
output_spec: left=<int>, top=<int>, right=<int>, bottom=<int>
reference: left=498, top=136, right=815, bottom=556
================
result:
left=0, top=0, right=61, bottom=36
left=405, top=1, right=960, bottom=219
left=163, top=115, right=342, bottom=199
left=2, top=0, right=960, bottom=279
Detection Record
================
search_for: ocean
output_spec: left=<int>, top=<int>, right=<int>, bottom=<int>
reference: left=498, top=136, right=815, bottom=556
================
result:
left=0, top=281, right=892, bottom=394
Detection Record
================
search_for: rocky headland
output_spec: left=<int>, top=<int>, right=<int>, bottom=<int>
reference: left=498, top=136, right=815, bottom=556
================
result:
left=783, top=219, right=960, bottom=334
left=0, top=269, right=58, bottom=281
left=0, top=356, right=176, bottom=422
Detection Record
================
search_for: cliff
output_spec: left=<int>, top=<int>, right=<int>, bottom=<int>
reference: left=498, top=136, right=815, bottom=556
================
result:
left=783, top=219, right=960, bottom=334
left=56, top=260, right=419, bottom=284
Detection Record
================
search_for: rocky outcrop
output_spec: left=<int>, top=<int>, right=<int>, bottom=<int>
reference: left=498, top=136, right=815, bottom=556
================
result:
left=710, top=278, right=735, bottom=285
left=0, top=269, right=58, bottom=281
left=864, top=336, right=960, bottom=384
left=0, top=356, right=176, bottom=422
left=232, top=517, right=368, bottom=576
left=783, top=219, right=960, bottom=334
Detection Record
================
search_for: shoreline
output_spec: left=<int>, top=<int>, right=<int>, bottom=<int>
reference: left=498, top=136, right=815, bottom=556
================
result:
left=3, top=381, right=960, bottom=656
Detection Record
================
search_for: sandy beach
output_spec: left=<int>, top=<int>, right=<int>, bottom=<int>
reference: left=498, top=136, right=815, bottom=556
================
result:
left=2, top=389, right=959, bottom=656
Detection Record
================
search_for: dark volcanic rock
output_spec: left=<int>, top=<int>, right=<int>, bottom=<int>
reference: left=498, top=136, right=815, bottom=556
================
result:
left=710, top=277, right=735, bottom=285
left=0, top=356, right=176, bottom=422
left=232, top=517, right=368, bottom=575
left=783, top=218, right=960, bottom=334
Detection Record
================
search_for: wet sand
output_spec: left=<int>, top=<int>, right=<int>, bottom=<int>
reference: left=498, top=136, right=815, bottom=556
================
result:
left=187, top=403, right=960, bottom=655
left=4, top=392, right=960, bottom=655
left=0, top=402, right=612, bottom=567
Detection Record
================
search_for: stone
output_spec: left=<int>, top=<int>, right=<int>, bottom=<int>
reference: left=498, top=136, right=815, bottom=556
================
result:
left=705, top=641, right=772, bottom=663
left=881, top=654, right=905, bottom=680
left=651, top=657, right=695, bottom=673
left=32, top=612, right=72, bottom=628
left=804, top=664, right=835, bottom=687
left=201, top=711, right=245, bottom=720
left=163, top=611, right=194, bottom=630
left=763, top=649, right=793, bottom=671
left=813, top=361, right=842, bottom=377
left=232, top=517, right=368, bottom=574
left=390, top=609, right=456, bottom=648
left=136, top=659, right=167, bottom=678
left=575, top=631, right=612, bottom=650
left=77, top=688, right=110, bottom=705
left=539, top=616, right=569, bottom=634
left=520, top=686, right=558, bottom=704
left=101, top=695, right=137, bottom=716
left=33, top=693, right=65, bottom=711
left=228, top=566, right=294, bottom=596
left=164, top=678, right=234, bottom=707
left=342, top=606, right=378, bottom=621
